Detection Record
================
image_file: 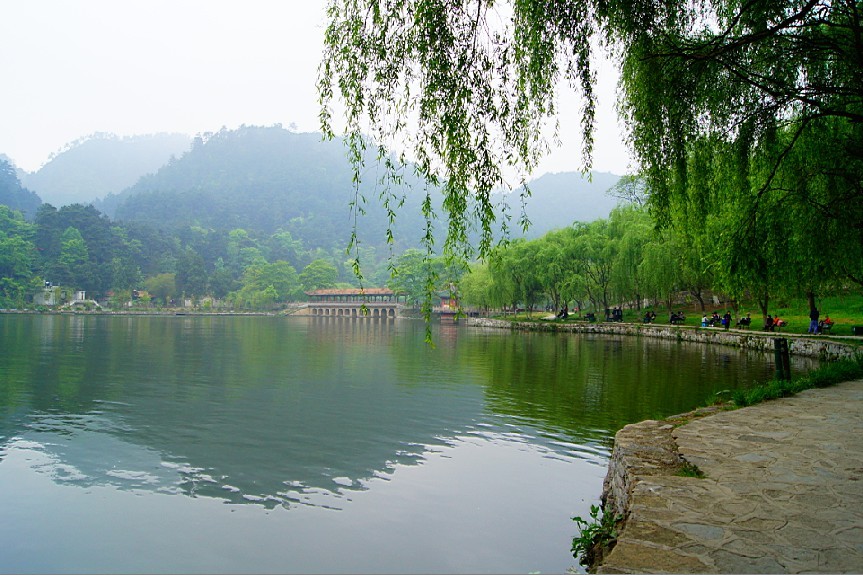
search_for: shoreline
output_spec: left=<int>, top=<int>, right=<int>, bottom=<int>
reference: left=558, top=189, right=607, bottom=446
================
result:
left=464, top=317, right=863, bottom=573
left=594, top=379, right=863, bottom=573
left=465, top=317, right=860, bottom=360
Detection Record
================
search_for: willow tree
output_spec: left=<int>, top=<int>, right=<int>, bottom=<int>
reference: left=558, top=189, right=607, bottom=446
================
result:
left=319, top=0, right=598, bottom=265
left=607, top=0, right=863, bottom=311
left=319, top=0, right=862, bottom=309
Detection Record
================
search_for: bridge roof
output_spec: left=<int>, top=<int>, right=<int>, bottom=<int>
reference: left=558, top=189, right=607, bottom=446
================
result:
left=305, top=288, right=395, bottom=297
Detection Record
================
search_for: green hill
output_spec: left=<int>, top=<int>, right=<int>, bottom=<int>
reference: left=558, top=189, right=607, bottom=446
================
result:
left=105, top=126, right=432, bottom=254
left=103, top=125, right=622, bottom=254
left=22, top=132, right=191, bottom=207
left=0, top=159, right=41, bottom=220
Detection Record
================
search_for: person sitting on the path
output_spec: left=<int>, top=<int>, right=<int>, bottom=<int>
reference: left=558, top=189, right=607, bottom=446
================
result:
left=764, top=314, right=774, bottom=331
left=737, top=313, right=751, bottom=328
left=774, top=316, right=787, bottom=329
left=819, top=315, right=834, bottom=333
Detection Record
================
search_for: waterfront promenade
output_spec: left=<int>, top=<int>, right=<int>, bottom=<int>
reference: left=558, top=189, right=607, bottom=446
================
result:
left=596, top=378, right=863, bottom=573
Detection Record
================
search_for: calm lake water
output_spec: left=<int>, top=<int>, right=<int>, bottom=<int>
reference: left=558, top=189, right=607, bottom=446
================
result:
left=0, top=314, right=816, bottom=573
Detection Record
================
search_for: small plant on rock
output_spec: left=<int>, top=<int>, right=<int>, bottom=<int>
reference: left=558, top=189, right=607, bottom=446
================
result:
left=571, top=504, right=622, bottom=567
left=678, top=460, right=705, bottom=478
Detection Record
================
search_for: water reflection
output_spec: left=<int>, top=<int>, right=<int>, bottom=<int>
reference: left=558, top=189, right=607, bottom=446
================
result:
left=0, top=315, right=820, bottom=572
left=0, top=315, right=818, bottom=508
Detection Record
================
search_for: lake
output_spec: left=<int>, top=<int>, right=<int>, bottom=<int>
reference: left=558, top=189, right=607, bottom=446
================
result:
left=0, top=314, right=815, bottom=573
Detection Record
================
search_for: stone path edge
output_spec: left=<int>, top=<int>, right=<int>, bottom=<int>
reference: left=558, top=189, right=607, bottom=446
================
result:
left=466, top=317, right=859, bottom=360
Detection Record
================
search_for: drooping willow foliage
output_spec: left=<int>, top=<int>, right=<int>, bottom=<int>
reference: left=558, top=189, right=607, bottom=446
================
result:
left=319, top=0, right=863, bottom=314
left=318, top=0, right=598, bottom=264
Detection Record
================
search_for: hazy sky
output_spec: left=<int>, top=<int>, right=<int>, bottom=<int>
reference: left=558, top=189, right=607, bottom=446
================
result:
left=0, top=0, right=633, bottom=176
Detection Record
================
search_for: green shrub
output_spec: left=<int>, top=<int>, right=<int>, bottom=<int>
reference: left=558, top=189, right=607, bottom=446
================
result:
left=571, top=504, right=622, bottom=567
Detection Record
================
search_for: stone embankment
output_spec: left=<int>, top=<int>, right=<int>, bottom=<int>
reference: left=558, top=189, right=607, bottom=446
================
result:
left=468, top=317, right=863, bottom=572
left=596, top=379, right=863, bottom=573
left=466, top=317, right=859, bottom=360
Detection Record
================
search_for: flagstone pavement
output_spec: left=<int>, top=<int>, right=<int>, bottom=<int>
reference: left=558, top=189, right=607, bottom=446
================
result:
left=596, top=379, right=863, bottom=574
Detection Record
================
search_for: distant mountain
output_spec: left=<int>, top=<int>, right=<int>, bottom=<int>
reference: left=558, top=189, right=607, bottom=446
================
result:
left=106, top=126, right=431, bottom=253
left=22, top=132, right=191, bottom=207
left=0, top=154, right=29, bottom=184
left=100, top=125, right=621, bottom=255
left=0, top=158, right=41, bottom=220
left=516, top=171, right=621, bottom=237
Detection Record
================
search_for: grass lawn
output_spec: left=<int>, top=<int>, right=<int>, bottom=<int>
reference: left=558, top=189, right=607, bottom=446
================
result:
left=503, top=292, right=863, bottom=338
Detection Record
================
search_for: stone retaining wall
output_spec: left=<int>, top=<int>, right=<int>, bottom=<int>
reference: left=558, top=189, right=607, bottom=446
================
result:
left=466, top=317, right=860, bottom=360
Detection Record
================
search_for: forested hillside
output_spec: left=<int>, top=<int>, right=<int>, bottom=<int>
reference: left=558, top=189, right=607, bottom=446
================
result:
left=0, top=124, right=623, bottom=310
left=106, top=126, right=620, bottom=251
left=22, top=132, right=191, bottom=206
left=0, top=159, right=41, bottom=220
left=105, top=126, right=429, bottom=253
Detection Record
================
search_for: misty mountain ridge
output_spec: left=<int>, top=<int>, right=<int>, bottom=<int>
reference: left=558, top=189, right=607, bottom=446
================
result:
left=2, top=126, right=623, bottom=254
left=513, top=171, right=621, bottom=238
left=20, top=132, right=191, bottom=207
left=102, top=125, right=622, bottom=250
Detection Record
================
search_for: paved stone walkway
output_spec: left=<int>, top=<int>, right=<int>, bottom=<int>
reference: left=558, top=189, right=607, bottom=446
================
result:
left=597, top=379, right=863, bottom=573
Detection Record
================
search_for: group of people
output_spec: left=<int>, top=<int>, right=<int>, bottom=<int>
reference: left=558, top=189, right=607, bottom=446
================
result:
left=763, top=314, right=787, bottom=331
left=701, top=311, right=734, bottom=330
left=669, top=311, right=686, bottom=324
left=552, top=305, right=836, bottom=333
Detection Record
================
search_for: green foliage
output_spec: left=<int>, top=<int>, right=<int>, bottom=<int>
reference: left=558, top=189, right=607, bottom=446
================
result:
left=319, top=1, right=862, bottom=319
left=571, top=504, right=621, bottom=567
left=386, top=249, right=460, bottom=307
left=731, top=356, right=863, bottom=408
left=144, top=273, right=176, bottom=306
left=176, top=247, right=208, bottom=297
left=0, top=158, right=41, bottom=219
left=230, top=261, right=300, bottom=310
left=320, top=0, right=598, bottom=264
left=299, top=259, right=339, bottom=292
left=678, top=461, right=705, bottom=478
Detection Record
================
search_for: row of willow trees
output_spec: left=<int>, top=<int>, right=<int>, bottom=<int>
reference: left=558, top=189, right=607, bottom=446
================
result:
left=457, top=182, right=860, bottom=321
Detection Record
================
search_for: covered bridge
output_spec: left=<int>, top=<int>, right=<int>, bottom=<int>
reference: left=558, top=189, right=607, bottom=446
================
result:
left=305, top=288, right=405, bottom=318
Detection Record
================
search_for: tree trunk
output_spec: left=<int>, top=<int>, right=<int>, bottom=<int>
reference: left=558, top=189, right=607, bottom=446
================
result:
left=690, top=289, right=705, bottom=311
left=758, top=292, right=769, bottom=324
left=806, top=290, right=817, bottom=316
